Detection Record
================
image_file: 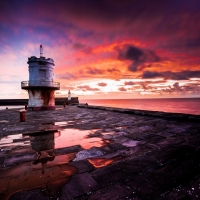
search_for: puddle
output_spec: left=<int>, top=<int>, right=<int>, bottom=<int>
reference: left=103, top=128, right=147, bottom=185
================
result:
left=1, top=161, right=77, bottom=200
left=0, top=120, right=9, bottom=123
left=54, top=121, right=68, bottom=126
left=0, top=130, right=82, bottom=200
left=0, top=134, right=30, bottom=148
left=32, top=153, right=76, bottom=169
left=55, top=129, right=106, bottom=149
left=0, top=127, right=121, bottom=199
left=0, top=128, right=106, bottom=151
left=88, top=155, right=126, bottom=168
left=54, top=121, right=74, bottom=126
left=115, top=126, right=127, bottom=130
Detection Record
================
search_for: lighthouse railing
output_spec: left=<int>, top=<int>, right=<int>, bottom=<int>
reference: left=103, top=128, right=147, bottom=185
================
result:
left=21, top=81, right=60, bottom=89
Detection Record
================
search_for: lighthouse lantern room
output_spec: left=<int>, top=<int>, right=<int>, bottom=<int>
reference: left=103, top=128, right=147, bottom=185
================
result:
left=21, top=45, right=60, bottom=110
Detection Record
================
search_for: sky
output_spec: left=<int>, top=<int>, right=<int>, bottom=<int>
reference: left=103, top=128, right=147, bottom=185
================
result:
left=0, top=0, right=200, bottom=99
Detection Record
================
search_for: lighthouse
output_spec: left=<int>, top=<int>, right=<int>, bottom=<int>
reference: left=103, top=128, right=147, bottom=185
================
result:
left=68, top=90, right=71, bottom=101
left=21, top=45, right=60, bottom=110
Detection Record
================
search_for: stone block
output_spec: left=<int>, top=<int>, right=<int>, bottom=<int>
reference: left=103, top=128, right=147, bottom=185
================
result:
left=157, top=151, right=200, bottom=187
left=70, top=160, right=94, bottom=173
left=146, top=144, right=196, bottom=165
left=91, top=164, right=127, bottom=187
left=60, top=172, right=100, bottom=199
left=97, top=143, right=128, bottom=155
left=88, top=182, right=140, bottom=200
left=123, top=172, right=171, bottom=199
left=117, top=155, right=159, bottom=174
left=45, top=177, right=71, bottom=199
left=9, top=188, right=49, bottom=200
left=158, top=189, right=191, bottom=200
left=179, top=176, right=200, bottom=199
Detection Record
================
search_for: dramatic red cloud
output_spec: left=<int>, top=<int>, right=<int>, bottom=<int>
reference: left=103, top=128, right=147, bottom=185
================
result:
left=0, top=0, right=199, bottom=99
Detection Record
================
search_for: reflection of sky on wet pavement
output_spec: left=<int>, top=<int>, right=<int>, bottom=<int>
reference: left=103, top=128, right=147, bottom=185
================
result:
left=88, top=155, right=126, bottom=168
left=55, top=129, right=106, bottom=149
left=0, top=121, right=138, bottom=199
left=0, top=128, right=107, bottom=151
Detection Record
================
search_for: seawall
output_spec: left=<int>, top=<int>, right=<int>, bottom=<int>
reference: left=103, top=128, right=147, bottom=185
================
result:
left=0, top=97, right=79, bottom=105
left=78, top=104, right=200, bottom=122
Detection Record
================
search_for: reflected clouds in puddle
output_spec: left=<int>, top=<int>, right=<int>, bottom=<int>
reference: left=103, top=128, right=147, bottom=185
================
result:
left=0, top=128, right=107, bottom=151
left=88, top=155, right=126, bottom=168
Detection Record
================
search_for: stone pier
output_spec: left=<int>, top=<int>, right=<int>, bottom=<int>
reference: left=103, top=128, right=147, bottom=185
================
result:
left=0, top=105, right=200, bottom=199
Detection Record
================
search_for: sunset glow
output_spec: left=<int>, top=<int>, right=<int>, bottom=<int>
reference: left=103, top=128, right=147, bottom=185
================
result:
left=0, top=0, right=200, bottom=99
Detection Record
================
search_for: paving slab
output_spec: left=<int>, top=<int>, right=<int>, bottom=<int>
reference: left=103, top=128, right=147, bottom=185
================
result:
left=70, top=160, right=95, bottom=173
left=158, top=190, right=192, bottom=200
left=124, top=172, right=173, bottom=199
left=88, top=182, right=140, bottom=200
left=91, top=163, right=127, bottom=187
left=60, top=172, right=100, bottom=199
left=116, top=155, right=159, bottom=173
left=9, top=188, right=48, bottom=200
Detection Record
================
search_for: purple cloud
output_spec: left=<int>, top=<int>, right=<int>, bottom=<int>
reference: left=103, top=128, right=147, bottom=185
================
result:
left=142, top=70, right=200, bottom=80
left=116, top=45, right=160, bottom=72
left=98, top=82, right=107, bottom=87
left=118, top=87, right=127, bottom=91
left=124, top=81, right=135, bottom=85
left=173, top=82, right=183, bottom=91
left=86, top=68, right=104, bottom=75
left=78, top=85, right=100, bottom=91
left=57, top=73, right=77, bottom=80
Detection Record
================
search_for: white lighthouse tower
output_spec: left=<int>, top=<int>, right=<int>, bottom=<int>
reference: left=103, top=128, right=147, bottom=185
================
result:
left=68, top=90, right=71, bottom=101
left=21, top=45, right=60, bottom=110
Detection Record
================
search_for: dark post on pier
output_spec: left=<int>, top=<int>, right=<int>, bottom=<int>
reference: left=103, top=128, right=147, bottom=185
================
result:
left=19, top=110, right=26, bottom=122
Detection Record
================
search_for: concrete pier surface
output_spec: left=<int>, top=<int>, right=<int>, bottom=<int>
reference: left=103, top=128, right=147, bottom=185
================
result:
left=0, top=105, right=200, bottom=200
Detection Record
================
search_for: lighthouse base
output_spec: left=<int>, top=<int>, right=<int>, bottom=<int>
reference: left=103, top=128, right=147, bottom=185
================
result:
left=28, top=89, right=55, bottom=111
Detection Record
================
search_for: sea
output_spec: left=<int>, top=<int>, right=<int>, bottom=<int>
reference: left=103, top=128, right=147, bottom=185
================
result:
left=0, top=98, right=199, bottom=115
left=80, top=98, right=200, bottom=115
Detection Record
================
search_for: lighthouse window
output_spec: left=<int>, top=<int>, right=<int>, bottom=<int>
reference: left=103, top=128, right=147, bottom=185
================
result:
left=39, top=69, right=47, bottom=79
left=39, top=61, right=46, bottom=65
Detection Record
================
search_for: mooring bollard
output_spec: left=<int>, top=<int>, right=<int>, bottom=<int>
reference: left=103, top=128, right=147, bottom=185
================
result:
left=25, top=104, right=28, bottom=110
left=63, top=103, right=66, bottom=108
left=20, top=110, right=26, bottom=122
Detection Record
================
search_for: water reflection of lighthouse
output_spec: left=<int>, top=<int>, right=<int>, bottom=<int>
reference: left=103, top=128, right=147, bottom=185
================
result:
left=30, top=131, right=61, bottom=173
left=21, top=45, right=60, bottom=110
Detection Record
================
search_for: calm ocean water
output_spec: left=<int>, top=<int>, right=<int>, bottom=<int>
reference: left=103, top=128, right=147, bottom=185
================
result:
left=80, top=98, right=200, bottom=115
left=0, top=98, right=199, bottom=115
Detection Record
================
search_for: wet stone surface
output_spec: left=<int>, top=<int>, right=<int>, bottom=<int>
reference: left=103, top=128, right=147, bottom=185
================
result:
left=0, top=105, right=200, bottom=199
